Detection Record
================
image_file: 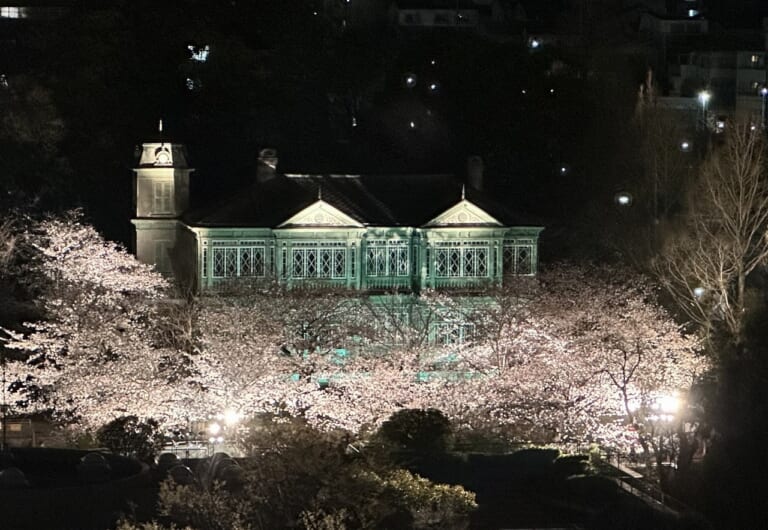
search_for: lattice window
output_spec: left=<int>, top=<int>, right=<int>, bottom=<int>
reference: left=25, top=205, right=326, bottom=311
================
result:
left=213, top=249, right=226, bottom=277
left=449, top=249, right=461, bottom=276
left=503, top=240, right=534, bottom=275
left=335, top=249, right=345, bottom=276
left=435, top=249, right=448, bottom=276
left=365, top=240, right=410, bottom=277
left=225, top=248, right=237, bottom=277
left=432, top=242, right=489, bottom=278
left=291, top=243, right=347, bottom=279
left=319, top=249, right=332, bottom=278
left=238, top=247, right=265, bottom=277
left=211, top=241, right=267, bottom=278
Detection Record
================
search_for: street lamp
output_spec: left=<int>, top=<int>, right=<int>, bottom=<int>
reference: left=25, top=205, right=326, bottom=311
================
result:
left=615, top=191, right=633, bottom=206
left=697, top=90, right=711, bottom=130
left=760, top=86, right=768, bottom=129
left=223, top=409, right=240, bottom=427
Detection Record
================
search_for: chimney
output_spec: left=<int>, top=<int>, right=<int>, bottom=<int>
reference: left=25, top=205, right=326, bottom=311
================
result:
left=257, top=148, right=278, bottom=182
left=467, top=155, right=484, bottom=191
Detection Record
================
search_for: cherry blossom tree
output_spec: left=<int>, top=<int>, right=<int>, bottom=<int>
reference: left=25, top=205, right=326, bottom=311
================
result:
left=176, top=265, right=705, bottom=455
left=1, top=211, right=178, bottom=427
left=2, top=218, right=706, bottom=462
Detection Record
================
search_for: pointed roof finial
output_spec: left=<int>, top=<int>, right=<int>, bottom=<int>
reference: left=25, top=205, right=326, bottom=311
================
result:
left=461, top=184, right=466, bottom=201
left=318, top=184, right=322, bottom=201
left=158, top=119, right=163, bottom=133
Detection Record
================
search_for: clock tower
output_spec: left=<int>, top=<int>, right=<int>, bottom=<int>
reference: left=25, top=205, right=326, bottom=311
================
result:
left=131, top=122, right=194, bottom=275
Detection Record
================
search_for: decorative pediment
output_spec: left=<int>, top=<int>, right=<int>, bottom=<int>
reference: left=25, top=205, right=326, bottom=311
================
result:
left=278, top=200, right=363, bottom=228
left=424, top=200, right=502, bottom=227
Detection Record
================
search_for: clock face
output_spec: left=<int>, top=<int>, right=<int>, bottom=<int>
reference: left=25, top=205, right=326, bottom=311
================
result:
left=155, top=150, right=171, bottom=165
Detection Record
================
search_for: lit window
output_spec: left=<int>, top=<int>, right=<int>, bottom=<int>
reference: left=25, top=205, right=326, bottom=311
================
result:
left=687, top=9, right=699, bottom=17
left=366, top=240, right=409, bottom=277
left=185, top=78, right=199, bottom=91
left=0, top=7, right=24, bottom=18
left=751, top=54, right=761, bottom=65
left=153, top=182, right=173, bottom=214
left=503, top=240, right=534, bottom=276
left=187, top=45, right=210, bottom=62
left=211, top=241, right=266, bottom=278
left=433, top=242, right=489, bottom=278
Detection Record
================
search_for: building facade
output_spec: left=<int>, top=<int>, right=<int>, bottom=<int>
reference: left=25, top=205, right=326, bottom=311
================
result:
left=131, top=140, right=543, bottom=292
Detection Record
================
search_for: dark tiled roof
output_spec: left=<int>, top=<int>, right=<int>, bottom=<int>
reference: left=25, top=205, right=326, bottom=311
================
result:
left=186, top=173, right=538, bottom=228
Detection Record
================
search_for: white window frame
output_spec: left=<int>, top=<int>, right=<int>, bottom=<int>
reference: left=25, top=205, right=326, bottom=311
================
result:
left=210, top=241, right=267, bottom=278
left=503, top=239, right=535, bottom=276
left=433, top=241, right=489, bottom=278
left=366, top=240, right=409, bottom=277
left=291, top=242, right=347, bottom=279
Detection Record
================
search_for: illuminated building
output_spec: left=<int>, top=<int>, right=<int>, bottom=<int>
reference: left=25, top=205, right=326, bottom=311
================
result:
left=132, top=138, right=543, bottom=292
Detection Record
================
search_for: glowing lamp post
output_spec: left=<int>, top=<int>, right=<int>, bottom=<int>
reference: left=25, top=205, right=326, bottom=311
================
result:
left=207, top=421, right=223, bottom=451
left=206, top=410, right=242, bottom=454
left=760, top=86, right=768, bottom=129
left=614, top=192, right=633, bottom=207
left=652, top=394, right=681, bottom=423
left=697, top=90, right=711, bottom=130
left=224, top=409, right=240, bottom=427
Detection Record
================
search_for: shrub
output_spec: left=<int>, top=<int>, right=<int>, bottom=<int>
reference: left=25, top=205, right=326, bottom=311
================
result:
left=377, top=408, right=453, bottom=454
left=96, top=416, right=164, bottom=463
left=383, top=469, right=477, bottom=529
left=553, top=454, right=591, bottom=477
left=146, top=420, right=475, bottom=530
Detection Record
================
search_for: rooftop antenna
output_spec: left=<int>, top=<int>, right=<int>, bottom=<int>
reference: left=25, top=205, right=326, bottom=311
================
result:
left=461, top=184, right=465, bottom=200
left=158, top=119, right=163, bottom=133
left=318, top=184, right=322, bottom=201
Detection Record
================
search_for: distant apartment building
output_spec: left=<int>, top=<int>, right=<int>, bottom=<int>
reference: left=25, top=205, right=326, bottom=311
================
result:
left=670, top=50, right=766, bottom=123
left=636, top=8, right=768, bottom=125
left=391, top=0, right=526, bottom=37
